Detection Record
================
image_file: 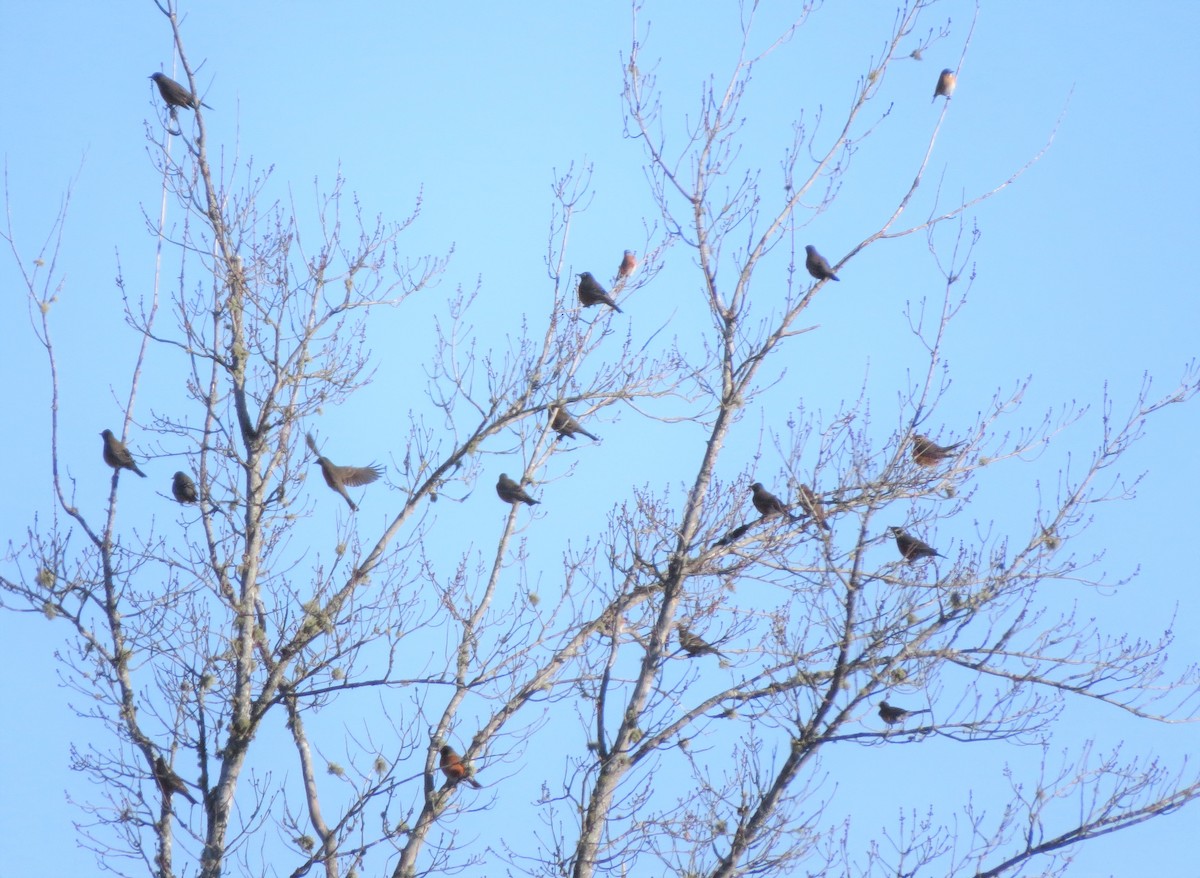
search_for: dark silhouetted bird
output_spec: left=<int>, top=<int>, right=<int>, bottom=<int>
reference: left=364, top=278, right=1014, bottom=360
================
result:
left=888, top=526, right=943, bottom=562
left=750, top=482, right=797, bottom=521
left=172, top=471, right=198, bottom=503
left=677, top=624, right=725, bottom=658
left=439, top=745, right=483, bottom=789
left=577, top=272, right=623, bottom=313
left=797, top=484, right=831, bottom=531
left=715, top=522, right=752, bottom=547
left=616, top=250, right=638, bottom=281
left=153, top=755, right=198, bottom=805
left=933, top=68, right=956, bottom=102
left=497, top=473, right=539, bottom=506
left=150, top=72, right=211, bottom=110
left=100, top=429, right=147, bottom=478
left=306, top=433, right=383, bottom=512
left=878, top=701, right=931, bottom=726
left=911, top=434, right=964, bottom=467
left=804, top=245, right=840, bottom=282
left=549, top=405, right=599, bottom=442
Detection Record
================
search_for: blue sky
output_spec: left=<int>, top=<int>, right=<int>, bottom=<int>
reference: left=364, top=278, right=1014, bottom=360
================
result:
left=2, top=2, right=1198, bottom=876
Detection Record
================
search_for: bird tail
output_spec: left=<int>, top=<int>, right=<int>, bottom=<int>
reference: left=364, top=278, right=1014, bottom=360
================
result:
left=133, top=465, right=148, bottom=478
left=305, top=432, right=320, bottom=456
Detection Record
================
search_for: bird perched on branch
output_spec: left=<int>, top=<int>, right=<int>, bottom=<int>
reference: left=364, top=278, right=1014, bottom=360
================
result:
left=797, top=484, right=831, bottom=531
left=549, top=406, right=599, bottom=442
left=933, top=68, right=956, bottom=102
left=616, top=250, right=638, bottom=282
left=100, top=429, right=147, bottom=478
left=714, top=522, right=752, bottom=547
left=677, top=624, right=725, bottom=658
left=887, top=526, right=943, bottom=562
left=153, top=755, right=198, bottom=805
left=750, top=482, right=798, bottom=521
left=496, top=473, right=540, bottom=506
left=150, top=72, right=212, bottom=110
left=911, top=434, right=964, bottom=467
left=577, top=272, right=623, bottom=313
left=804, top=245, right=840, bottom=282
left=172, top=471, right=198, bottom=503
left=306, top=433, right=384, bottom=511
left=439, top=745, right=483, bottom=789
left=878, top=701, right=931, bottom=726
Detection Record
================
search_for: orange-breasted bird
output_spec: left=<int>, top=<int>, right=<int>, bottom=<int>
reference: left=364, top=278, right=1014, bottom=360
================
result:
left=306, top=433, right=383, bottom=512
left=804, top=245, right=840, bottom=282
left=101, top=429, right=147, bottom=478
left=497, top=473, right=540, bottom=506
left=439, top=745, right=483, bottom=789
left=616, top=250, right=638, bottom=282
left=911, top=434, right=964, bottom=467
left=887, top=526, right=943, bottom=562
left=577, top=272, right=623, bottom=313
left=797, top=484, right=831, bottom=531
left=933, top=68, right=956, bottom=103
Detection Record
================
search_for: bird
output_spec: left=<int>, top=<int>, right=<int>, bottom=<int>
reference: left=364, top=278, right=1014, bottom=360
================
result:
left=153, top=755, right=198, bottom=805
left=933, top=68, right=956, bottom=103
left=100, top=429, right=147, bottom=478
left=911, top=434, right=964, bottom=467
left=750, top=482, right=798, bottom=521
left=439, top=745, right=483, bottom=789
left=577, top=272, right=623, bottom=313
left=878, top=701, right=931, bottom=726
left=714, top=522, right=752, bottom=547
left=149, top=72, right=211, bottom=110
left=616, top=250, right=638, bottom=282
left=305, top=433, right=383, bottom=512
left=804, top=245, right=840, bottom=282
left=496, top=473, right=540, bottom=506
left=549, top=405, right=599, bottom=442
left=797, top=484, right=831, bottom=531
left=172, top=471, right=198, bottom=503
left=677, top=624, right=725, bottom=658
left=887, top=526, right=943, bottom=562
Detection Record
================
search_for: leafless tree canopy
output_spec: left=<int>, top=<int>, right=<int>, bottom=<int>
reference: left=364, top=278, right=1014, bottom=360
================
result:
left=3, top=2, right=1199, bottom=878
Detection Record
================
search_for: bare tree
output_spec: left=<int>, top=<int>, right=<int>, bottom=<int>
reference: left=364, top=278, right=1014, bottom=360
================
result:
left=2, top=2, right=1198, bottom=878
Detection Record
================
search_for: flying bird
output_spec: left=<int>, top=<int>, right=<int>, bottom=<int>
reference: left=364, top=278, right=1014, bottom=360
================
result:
left=439, top=745, right=483, bottom=789
left=153, top=755, right=198, bottom=805
left=933, top=68, right=956, bottom=102
left=750, top=482, right=798, bottom=521
left=100, top=429, right=147, bottom=478
left=887, top=526, right=943, bottom=562
left=677, top=624, right=725, bottom=658
left=496, top=473, right=540, bottom=506
left=150, top=72, right=212, bottom=110
left=172, top=471, right=198, bottom=503
left=797, top=484, right=831, bottom=531
left=878, top=701, right=931, bottom=726
left=306, top=433, right=384, bottom=512
left=549, top=406, right=599, bottom=442
left=577, top=272, right=623, bottom=313
left=804, top=245, right=840, bottom=282
left=616, top=250, right=638, bottom=282
left=911, top=434, right=964, bottom=467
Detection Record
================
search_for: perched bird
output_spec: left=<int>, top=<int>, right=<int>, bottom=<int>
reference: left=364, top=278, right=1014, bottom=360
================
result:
left=677, top=624, right=725, bottom=658
left=911, top=434, right=964, bottom=467
left=616, top=250, right=638, bottom=281
left=549, top=405, right=599, bottom=442
left=153, top=755, right=198, bottom=805
left=496, top=473, right=540, bottom=506
left=172, top=471, right=198, bottom=503
left=888, top=526, right=943, bottom=562
left=878, top=701, right=931, bottom=726
left=100, top=429, right=147, bottom=478
left=804, top=245, right=840, bottom=282
left=797, top=484, right=831, bottom=531
left=150, top=72, right=211, bottom=110
left=439, top=745, right=482, bottom=789
left=750, top=482, right=798, bottom=521
left=306, top=433, right=384, bottom=512
left=933, top=68, right=956, bottom=103
left=714, top=522, right=752, bottom=547
left=577, top=272, right=623, bottom=313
